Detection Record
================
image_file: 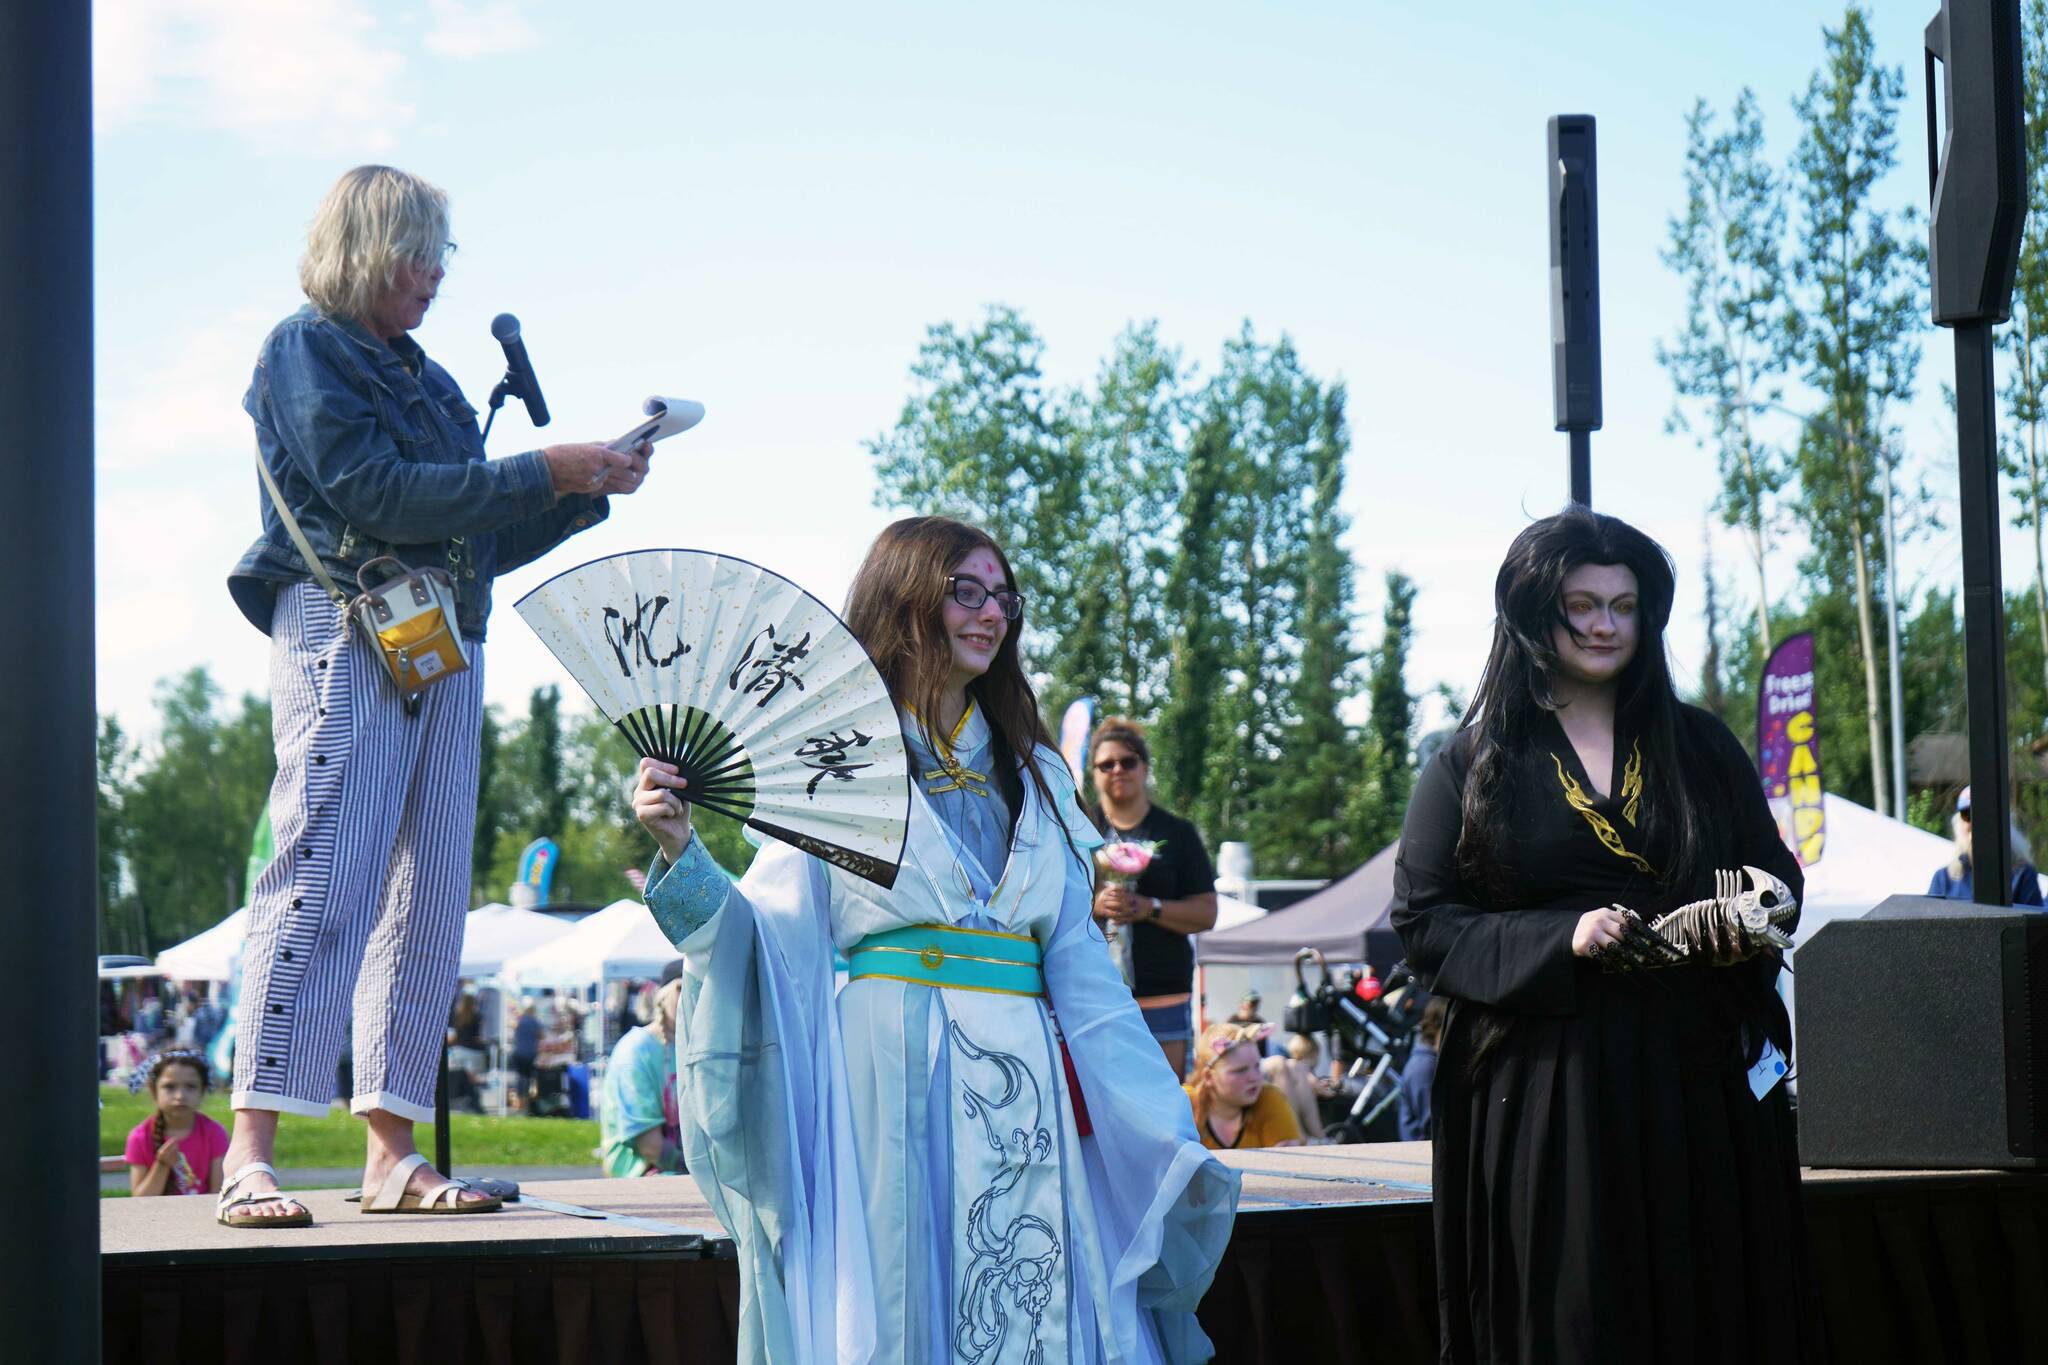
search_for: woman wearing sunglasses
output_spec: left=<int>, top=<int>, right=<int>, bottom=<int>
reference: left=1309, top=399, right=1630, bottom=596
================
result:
left=631, top=516, right=1237, bottom=1364
left=1088, top=718, right=1219, bottom=1078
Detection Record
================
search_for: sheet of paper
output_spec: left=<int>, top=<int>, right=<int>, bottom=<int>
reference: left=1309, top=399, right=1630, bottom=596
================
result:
left=1748, top=1039, right=1789, bottom=1100
left=608, top=396, right=706, bottom=453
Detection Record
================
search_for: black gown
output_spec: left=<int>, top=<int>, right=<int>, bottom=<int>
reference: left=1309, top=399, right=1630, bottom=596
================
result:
left=1391, top=706, right=1821, bottom=1365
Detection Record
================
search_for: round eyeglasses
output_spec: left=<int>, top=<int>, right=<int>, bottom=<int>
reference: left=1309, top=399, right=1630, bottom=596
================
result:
left=947, top=575, right=1024, bottom=620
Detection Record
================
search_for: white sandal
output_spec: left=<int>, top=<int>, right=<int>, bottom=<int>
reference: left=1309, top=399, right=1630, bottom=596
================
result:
left=215, top=1161, right=313, bottom=1228
left=360, top=1152, right=502, bottom=1215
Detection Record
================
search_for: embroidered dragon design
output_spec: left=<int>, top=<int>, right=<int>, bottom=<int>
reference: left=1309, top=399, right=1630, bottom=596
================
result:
left=950, top=1020, right=1061, bottom=1365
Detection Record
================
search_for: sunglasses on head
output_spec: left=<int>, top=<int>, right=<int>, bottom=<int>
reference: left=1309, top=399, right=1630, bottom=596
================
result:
left=1094, top=755, right=1143, bottom=773
left=946, top=575, right=1024, bottom=620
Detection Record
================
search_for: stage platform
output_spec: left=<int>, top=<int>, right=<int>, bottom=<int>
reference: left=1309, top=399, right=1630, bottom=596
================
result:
left=104, top=1144, right=2046, bottom=1364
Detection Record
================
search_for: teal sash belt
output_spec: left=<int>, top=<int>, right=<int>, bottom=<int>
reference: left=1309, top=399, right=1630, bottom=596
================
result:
left=846, top=923, right=1044, bottom=997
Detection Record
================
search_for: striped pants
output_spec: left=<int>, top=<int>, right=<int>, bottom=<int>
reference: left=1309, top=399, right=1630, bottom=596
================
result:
left=232, top=582, right=484, bottom=1123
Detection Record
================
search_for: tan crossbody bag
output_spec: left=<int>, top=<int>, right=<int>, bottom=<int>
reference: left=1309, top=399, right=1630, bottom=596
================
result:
left=255, top=453, right=471, bottom=705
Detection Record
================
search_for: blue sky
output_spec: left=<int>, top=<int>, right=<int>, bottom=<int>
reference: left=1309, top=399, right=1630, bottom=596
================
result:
left=94, top=1, right=1986, bottom=738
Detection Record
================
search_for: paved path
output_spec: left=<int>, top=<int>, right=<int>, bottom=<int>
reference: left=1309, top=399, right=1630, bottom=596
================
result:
left=103, top=1163, right=599, bottom=1194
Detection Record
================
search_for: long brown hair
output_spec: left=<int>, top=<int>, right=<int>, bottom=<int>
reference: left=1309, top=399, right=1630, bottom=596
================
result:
left=843, top=516, right=1071, bottom=853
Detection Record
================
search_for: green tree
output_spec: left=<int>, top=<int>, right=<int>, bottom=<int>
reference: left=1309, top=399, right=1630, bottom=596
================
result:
left=96, top=716, right=141, bottom=955
left=867, top=306, right=1088, bottom=693
left=1698, top=528, right=1732, bottom=726
left=121, top=669, right=275, bottom=949
left=1257, top=384, right=1360, bottom=877
left=1154, top=417, right=1232, bottom=817
left=2000, top=0, right=2048, bottom=703
left=529, top=685, right=568, bottom=841
left=1187, top=328, right=1325, bottom=846
left=1660, top=89, right=1792, bottom=657
left=1353, top=571, right=1418, bottom=854
left=1055, top=323, right=1185, bottom=717
left=1784, top=4, right=1924, bottom=815
left=472, top=703, right=507, bottom=902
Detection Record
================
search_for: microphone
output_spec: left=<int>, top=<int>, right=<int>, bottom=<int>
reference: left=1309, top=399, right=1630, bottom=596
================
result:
left=489, top=312, right=551, bottom=428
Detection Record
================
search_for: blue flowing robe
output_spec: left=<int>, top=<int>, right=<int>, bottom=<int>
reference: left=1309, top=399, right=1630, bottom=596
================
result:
left=645, top=704, right=1238, bottom=1363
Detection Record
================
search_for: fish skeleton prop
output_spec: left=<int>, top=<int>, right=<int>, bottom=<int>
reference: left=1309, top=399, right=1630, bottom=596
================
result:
left=1597, top=866, right=1797, bottom=973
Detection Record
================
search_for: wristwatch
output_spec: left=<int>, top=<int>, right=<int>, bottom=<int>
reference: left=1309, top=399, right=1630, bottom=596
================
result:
left=1148, top=896, right=1163, bottom=921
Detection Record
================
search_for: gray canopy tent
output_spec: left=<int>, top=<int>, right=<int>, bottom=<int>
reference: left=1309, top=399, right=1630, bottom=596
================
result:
left=1197, top=841, right=1406, bottom=969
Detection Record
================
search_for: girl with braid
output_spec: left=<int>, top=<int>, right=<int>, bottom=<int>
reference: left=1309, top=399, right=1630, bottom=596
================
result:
left=126, top=1050, right=229, bottom=1197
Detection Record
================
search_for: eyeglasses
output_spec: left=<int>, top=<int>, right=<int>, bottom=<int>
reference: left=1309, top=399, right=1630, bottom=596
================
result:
left=408, top=241, right=458, bottom=270
left=947, top=575, right=1024, bottom=620
left=1093, top=755, right=1143, bottom=773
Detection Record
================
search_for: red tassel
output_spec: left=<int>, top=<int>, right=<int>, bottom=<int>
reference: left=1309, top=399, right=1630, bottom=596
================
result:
left=1060, top=1038, right=1093, bottom=1137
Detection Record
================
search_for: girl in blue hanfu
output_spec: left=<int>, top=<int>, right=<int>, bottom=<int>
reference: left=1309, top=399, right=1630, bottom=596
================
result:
left=629, top=516, right=1239, bottom=1364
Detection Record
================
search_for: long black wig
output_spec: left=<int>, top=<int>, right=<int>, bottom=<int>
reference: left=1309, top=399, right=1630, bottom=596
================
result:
left=1455, top=505, right=1712, bottom=903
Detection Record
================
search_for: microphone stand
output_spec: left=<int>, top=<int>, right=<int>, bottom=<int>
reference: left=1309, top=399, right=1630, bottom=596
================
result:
left=481, top=372, right=525, bottom=447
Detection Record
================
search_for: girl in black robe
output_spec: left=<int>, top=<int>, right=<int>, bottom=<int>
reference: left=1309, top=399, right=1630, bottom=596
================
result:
left=1392, top=507, right=1822, bottom=1365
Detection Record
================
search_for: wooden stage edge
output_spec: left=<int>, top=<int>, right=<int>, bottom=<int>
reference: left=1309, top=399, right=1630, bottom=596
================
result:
left=102, top=1141, right=2031, bottom=1270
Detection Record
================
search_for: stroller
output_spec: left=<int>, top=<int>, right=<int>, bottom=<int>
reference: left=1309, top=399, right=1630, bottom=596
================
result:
left=1283, top=947, right=1427, bottom=1143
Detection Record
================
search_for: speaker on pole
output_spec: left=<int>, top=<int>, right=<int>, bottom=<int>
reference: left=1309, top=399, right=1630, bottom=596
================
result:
left=1548, top=114, right=1602, bottom=507
left=1796, top=897, right=2046, bottom=1169
left=1925, top=0, right=2028, bottom=902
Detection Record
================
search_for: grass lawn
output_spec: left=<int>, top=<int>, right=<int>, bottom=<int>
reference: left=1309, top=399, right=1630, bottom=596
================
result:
left=101, top=1085, right=601, bottom=1180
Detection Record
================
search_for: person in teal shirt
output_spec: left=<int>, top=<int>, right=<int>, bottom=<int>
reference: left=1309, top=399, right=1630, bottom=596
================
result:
left=599, top=970, right=683, bottom=1177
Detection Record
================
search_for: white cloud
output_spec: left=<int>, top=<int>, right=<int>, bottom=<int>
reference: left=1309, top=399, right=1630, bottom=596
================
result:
left=97, top=310, right=271, bottom=474
left=423, top=0, right=540, bottom=60
left=94, top=0, right=413, bottom=152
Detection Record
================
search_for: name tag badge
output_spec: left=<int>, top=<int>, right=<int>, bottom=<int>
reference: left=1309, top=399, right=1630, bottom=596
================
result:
left=1748, top=1039, right=1789, bottom=1100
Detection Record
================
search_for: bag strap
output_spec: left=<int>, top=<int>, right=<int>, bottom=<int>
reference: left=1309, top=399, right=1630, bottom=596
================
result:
left=253, top=451, right=351, bottom=611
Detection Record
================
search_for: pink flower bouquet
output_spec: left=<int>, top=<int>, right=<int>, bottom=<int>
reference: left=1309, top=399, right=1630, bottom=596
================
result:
left=1094, top=839, right=1160, bottom=887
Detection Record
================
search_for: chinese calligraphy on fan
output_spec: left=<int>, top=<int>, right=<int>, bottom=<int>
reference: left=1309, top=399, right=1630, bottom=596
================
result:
left=729, top=625, right=811, bottom=706
left=603, top=594, right=691, bottom=678
left=796, top=728, right=873, bottom=797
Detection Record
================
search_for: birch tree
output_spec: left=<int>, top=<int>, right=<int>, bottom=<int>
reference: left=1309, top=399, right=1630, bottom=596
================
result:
left=1999, top=0, right=2048, bottom=702
left=1659, top=89, right=1790, bottom=657
left=1784, top=5, right=1922, bottom=815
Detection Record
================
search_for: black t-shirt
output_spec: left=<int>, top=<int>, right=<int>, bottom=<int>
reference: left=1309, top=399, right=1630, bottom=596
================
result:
left=1093, top=803, right=1217, bottom=998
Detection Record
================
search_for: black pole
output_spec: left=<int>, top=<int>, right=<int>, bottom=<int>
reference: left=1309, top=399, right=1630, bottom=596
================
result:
left=1955, top=321, right=2015, bottom=903
left=1924, top=0, right=2026, bottom=903
left=1549, top=114, right=1602, bottom=509
left=0, top=1, right=99, bottom=1356
left=435, top=1041, right=453, bottom=1174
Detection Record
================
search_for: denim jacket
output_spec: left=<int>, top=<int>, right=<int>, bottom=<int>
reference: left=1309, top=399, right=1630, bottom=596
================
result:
left=229, top=304, right=606, bottom=640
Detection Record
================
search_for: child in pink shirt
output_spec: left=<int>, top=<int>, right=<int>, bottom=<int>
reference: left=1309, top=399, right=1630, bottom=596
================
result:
left=126, top=1049, right=229, bottom=1196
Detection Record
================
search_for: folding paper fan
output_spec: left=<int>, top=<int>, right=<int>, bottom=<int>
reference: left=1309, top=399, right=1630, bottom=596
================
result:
left=516, top=549, right=909, bottom=888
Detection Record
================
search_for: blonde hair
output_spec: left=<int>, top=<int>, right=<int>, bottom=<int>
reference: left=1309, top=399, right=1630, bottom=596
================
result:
left=647, top=978, right=683, bottom=1047
left=1189, top=1022, right=1267, bottom=1131
left=1951, top=811, right=2033, bottom=881
left=299, top=165, right=452, bottom=322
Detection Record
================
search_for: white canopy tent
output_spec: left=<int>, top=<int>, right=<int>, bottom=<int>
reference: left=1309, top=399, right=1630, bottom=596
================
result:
left=1210, top=894, right=1263, bottom=934
left=1789, top=793, right=1963, bottom=936
left=154, top=907, right=248, bottom=982
left=501, top=898, right=681, bottom=988
left=459, top=903, right=576, bottom=979
left=1776, top=793, right=1969, bottom=1027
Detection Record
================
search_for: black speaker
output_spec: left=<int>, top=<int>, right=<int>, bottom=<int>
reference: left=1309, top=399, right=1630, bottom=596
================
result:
left=1547, top=114, right=1602, bottom=433
left=1796, top=895, right=2046, bottom=1168
left=1924, top=0, right=2026, bottom=325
